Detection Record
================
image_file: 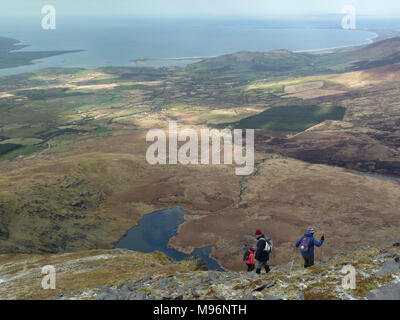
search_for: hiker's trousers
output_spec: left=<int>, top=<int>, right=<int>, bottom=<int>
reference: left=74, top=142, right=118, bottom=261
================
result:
left=303, top=255, right=314, bottom=268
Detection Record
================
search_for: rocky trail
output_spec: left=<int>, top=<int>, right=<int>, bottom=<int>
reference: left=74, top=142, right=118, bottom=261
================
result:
left=0, top=243, right=398, bottom=300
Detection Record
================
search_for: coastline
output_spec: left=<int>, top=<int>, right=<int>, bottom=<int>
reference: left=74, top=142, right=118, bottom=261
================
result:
left=1, top=27, right=399, bottom=76
left=133, top=28, right=397, bottom=65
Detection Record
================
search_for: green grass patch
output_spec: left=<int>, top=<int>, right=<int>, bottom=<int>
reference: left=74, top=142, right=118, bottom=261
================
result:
left=92, top=127, right=111, bottom=134
left=115, top=83, right=151, bottom=90
left=0, top=145, right=41, bottom=161
left=0, top=143, right=23, bottom=155
left=0, top=138, right=43, bottom=146
left=236, top=105, right=346, bottom=131
left=15, top=88, right=93, bottom=100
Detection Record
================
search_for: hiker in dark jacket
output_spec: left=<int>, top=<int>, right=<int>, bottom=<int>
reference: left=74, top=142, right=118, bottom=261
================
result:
left=243, top=247, right=256, bottom=272
left=254, top=229, right=272, bottom=274
left=296, top=226, right=325, bottom=268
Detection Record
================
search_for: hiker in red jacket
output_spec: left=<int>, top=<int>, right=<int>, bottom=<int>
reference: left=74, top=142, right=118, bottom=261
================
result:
left=243, top=247, right=256, bottom=272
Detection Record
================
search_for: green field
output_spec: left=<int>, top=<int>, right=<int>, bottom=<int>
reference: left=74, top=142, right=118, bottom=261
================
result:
left=1, top=37, right=399, bottom=160
left=236, top=105, right=346, bottom=131
left=0, top=143, right=23, bottom=156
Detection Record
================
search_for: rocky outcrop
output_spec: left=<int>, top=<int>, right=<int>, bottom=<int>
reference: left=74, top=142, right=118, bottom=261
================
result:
left=0, top=244, right=399, bottom=300
left=366, top=283, right=400, bottom=300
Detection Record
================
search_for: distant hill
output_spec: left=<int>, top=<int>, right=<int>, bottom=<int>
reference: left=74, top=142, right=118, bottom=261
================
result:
left=187, top=37, right=400, bottom=84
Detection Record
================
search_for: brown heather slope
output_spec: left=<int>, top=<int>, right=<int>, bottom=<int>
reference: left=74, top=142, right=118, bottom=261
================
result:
left=0, top=130, right=240, bottom=255
left=169, top=156, right=400, bottom=270
left=2, top=126, right=400, bottom=271
left=262, top=63, right=400, bottom=176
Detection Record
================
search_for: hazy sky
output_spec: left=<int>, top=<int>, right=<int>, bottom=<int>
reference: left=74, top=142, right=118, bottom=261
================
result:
left=2, top=0, right=400, bottom=17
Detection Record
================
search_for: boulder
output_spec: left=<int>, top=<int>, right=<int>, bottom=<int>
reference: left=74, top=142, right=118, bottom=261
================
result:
left=375, top=259, right=400, bottom=276
left=375, top=252, right=400, bottom=260
left=254, top=281, right=276, bottom=292
left=240, top=293, right=254, bottom=300
left=366, top=283, right=400, bottom=300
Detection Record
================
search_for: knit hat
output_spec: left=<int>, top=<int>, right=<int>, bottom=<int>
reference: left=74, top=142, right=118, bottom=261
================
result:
left=307, top=226, right=315, bottom=234
left=255, top=229, right=263, bottom=236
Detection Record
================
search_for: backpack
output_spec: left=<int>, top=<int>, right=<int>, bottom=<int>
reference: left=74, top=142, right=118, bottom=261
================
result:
left=300, top=236, right=312, bottom=253
left=243, top=249, right=255, bottom=264
left=243, top=249, right=251, bottom=261
left=260, top=237, right=273, bottom=253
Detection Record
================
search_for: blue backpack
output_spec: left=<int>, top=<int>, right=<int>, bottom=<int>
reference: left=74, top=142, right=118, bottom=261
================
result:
left=300, top=237, right=312, bottom=253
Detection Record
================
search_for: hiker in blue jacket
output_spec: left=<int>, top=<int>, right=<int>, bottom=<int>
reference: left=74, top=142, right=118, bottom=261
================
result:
left=296, top=227, right=325, bottom=268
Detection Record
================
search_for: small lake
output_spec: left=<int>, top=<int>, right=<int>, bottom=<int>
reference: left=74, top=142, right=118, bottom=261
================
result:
left=114, top=206, right=223, bottom=271
left=346, top=169, right=400, bottom=184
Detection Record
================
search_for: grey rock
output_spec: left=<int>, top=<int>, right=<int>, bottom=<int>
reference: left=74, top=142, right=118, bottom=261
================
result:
left=118, top=288, right=133, bottom=299
left=127, top=292, right=137, bottom=300
left=135, top=291, right=148, bottom=300
left=140, top=275, right=152, bottom=282
left=240, top=293, right=254, bottom=300
left=366, top=283, right=400, bottom=300
left=215, top=294, right=226, bottom=300
left=54, top=292, right=66, bottom=300
left=96, top=291, right=119, bottom=300
left=376, top=252, right=400, bottom=260
left=117, top=281, right=135, bottom=292
left=375, top=259, right=400, bottom=276
left=208, top=271, right=217, bottom=282
left=191, top=288, right=201, bottom=298
left=156, top=279, right=171, bottom=290
left=183, top=279, right=201, bottom=288
left=197, top=285, right=209, bottom=291
left=96, top=286, right=117, bottom=300
left=263, top=294, right=282, bottom=300
left=247, top=273, right=259, bottom=280
left=254, top=281, right=276, bottom=292
left=298, top=292, right=305, bottom=300
left=161, top=291, right=184, bottom=300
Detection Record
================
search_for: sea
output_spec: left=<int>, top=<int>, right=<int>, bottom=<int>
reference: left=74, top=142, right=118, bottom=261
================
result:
left=0, top=15, right=400, bottom=76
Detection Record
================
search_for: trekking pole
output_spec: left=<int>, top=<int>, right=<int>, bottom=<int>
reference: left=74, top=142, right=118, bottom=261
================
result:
left=320, top=245, right=323, bottom=263
left=289, top=247, right=297, bottom=274
left=320, top=231, right=324, bottom=263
